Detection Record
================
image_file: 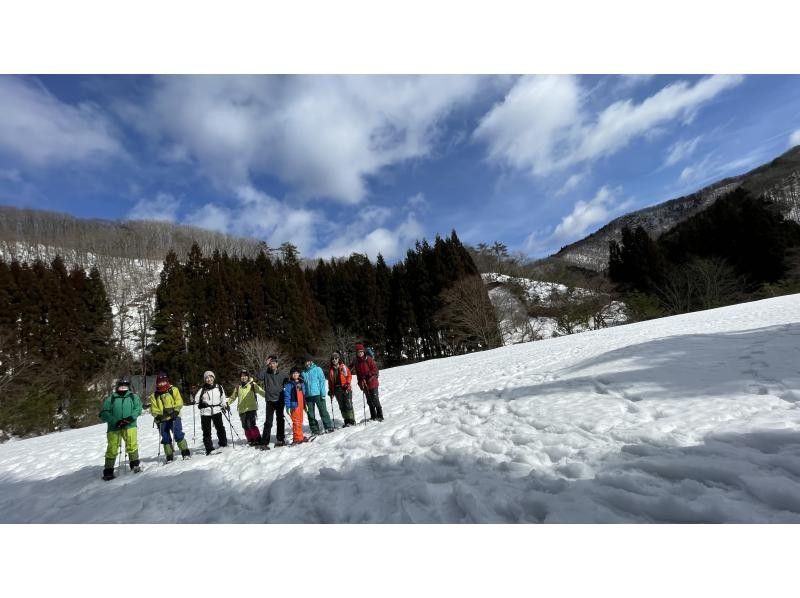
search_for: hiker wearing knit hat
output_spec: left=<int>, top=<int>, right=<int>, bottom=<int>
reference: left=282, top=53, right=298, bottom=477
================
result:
left=193, top=370, right=228, bottom=454
left=353, top=343, right=383, bottom=422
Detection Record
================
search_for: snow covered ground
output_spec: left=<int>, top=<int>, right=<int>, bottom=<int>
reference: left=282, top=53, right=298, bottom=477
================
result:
left=2, top=294, right=800, bottom=523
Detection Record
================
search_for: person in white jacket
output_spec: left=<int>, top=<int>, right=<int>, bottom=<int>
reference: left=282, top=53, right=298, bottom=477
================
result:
left=194, top=371, right=229, bottom=455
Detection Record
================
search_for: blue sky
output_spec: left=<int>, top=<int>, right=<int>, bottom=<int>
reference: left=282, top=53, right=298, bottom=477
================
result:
left=1, top=74, right=800, bottom=262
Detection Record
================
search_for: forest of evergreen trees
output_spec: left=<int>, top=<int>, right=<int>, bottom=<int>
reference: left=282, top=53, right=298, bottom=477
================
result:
left=0, top=257, right=114, bottom=438
left=608, top=188, right=800, bottom=317
left=148, top=231, right=500, bottom=392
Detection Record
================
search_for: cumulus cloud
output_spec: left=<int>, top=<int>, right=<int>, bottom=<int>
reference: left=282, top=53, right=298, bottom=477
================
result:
left=664, top=136, right=702, bottom=167
left=790, top=129, right=800, bottom=148
left=475, top=75, right=744, bottom=177
left=183, top=185, right=319, bottom=255
left=127, top=192, right=181, bottom=222
left=0, top=76, right=124, bottom=167
left=129, top=75, right=485, bottom=204
left=314, top=206, right=424, bottom=261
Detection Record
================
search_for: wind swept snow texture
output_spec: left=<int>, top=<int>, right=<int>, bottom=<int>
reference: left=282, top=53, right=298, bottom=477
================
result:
left=3, top=295, right=800, bottom=523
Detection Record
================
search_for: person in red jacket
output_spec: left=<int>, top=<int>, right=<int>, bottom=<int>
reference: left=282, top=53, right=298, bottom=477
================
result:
left=327, top=352, right=356, bottom=427
left=352, top=343, right=383, bottom=422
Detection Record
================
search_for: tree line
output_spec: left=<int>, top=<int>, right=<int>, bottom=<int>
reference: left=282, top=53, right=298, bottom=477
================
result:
left=148, top=231, right=501, bottom=392
left=0, top=257, right=114, bottom=438
left=608, top=188, right=800, bottom=318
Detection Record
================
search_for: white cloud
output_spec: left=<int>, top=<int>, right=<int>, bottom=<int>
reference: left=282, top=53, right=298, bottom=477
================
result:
left=664, top=136, right=702, bottom=167
left=475, top=75, right=744, bottom=177
left=556, top=172, right=586, bottom=196
left=131, top=75, right=485, bottom=203
left=525, top=186, right=634, bottom=255
left=474, top=75, right=582, bottom=176
left=0, top=76, right=124, bottom=166
left=183, top=185, right=319, bottom=255
left=790, top=129, right=800, bottom=148
left=407, top=192, right=429, bottom=211
left=314, top=207, right=424, bottom=261
left=127, top=192, right=181, bottom=222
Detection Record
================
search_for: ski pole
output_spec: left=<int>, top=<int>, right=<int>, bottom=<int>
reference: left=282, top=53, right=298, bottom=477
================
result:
left=330, top=394, right=336, bottom=430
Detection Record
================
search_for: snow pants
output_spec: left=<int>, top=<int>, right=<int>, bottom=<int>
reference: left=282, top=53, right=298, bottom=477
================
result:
left=160, top=417, right=189, bottom=457
left=262, top=398, right=285, bottom=444
left=333, top=387, right=355, bottom=425
left=240, top=410, right=262, bottom=445
left=201, top=412, right=228, bottom=453
left=364, top=388, right=383, bottom=420
left=104, top=427, right=140, bottom=470
left=290, top=393, right=305, bottom=443
left=305, top=394, right=333, bottom=433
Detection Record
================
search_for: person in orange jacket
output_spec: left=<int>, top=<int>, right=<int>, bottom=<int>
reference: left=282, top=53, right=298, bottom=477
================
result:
left=283, top=366, right=308, bottom=444
left=327, top=352, right=356, bottom=427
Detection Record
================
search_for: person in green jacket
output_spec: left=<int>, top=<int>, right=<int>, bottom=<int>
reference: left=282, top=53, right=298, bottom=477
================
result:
left=228, top=369, right=266, bottom=446
left=98, top=377, right=143, bottom=481
left=148, top=372, right=191, bottom=462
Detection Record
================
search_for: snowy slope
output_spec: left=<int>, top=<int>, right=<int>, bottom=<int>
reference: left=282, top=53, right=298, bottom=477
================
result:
left=2, top=294, right=800, bottom=523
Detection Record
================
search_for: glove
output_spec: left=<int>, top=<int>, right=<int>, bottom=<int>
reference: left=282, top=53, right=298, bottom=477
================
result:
left=154, top=415, right=163, bottom=423
left=199, top=401, right=209, bottom=410
left=164, top=407, right=175, bottom=417
left=343, top=384, right=351, bottom=392
left=116, top=418, right=129, bottom=429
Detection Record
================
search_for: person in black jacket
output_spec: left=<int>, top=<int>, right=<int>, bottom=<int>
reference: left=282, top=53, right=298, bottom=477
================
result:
left=259, top=356, right=287, bottom=447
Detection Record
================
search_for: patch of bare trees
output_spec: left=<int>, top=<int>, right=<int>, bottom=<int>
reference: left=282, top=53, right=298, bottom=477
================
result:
left=437, top=276, right=503, bottom=351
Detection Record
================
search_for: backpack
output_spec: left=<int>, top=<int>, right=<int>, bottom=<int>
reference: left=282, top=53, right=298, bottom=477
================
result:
left=366, top=346, right=375, bottom=358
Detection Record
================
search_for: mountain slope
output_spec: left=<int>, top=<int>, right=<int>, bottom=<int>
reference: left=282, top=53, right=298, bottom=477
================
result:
left=556, top=145, right=800, bottom=270
left=2, top=293, right=799, bottom=523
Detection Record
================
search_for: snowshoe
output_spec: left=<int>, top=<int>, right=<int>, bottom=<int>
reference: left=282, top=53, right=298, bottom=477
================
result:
left=181, top=449, right=191, bottom=460
left=274, top=440, right=286, bottom=447
left=132, top=465, right=143, bottom=473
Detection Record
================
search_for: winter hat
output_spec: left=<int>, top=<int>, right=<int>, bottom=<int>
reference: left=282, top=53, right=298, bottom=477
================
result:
left=303, top=354, right=314, bottom=363
left=115, top=377, right=131, bottom=393
left=355, top=343, right=365, bottom=352
left=290, top=366, right=301, bottom=376
left=156, top=372, right=170, bottom=392
left=268, top=355, right=278, bottom=363
left=240, top=369, right=250, bottom=377
left=203, top=371, right=215, bottom=380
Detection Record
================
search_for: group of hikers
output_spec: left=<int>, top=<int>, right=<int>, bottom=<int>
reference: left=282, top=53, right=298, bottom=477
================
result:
left=98, top=343, right=383, bottom=481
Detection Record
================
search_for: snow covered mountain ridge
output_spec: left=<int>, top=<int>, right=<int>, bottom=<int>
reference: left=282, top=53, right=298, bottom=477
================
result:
left=2, top=293, right=799, bottom=523
left=555, top=145, right=800, bottom=270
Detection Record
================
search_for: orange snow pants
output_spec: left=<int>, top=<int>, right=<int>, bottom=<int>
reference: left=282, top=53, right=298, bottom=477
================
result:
left=291, top=392, right=305, bottom=443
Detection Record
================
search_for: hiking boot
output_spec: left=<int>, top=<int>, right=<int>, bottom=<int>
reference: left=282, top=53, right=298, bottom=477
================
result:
left=181, top=449, right=191, bottom=459
left=166, top=454, right=174, bottom=462
left=102, top=468, right=115, bottom=481
left=275, top=440, right=286, bottom=447
left=132, top=465, right=142, bottom=473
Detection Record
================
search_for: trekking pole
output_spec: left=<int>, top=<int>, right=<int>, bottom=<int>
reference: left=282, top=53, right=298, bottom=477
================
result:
left=155, top=420, right=162, bottom=465
left=117, top=431, right=124, bottom=476
left=330, top=395, right=336, bottom=430
left=192, top=401, right=197, bottom=448
left=362, top=390, right=367, bottom=425
left=223, top=408, right=239, bottom=448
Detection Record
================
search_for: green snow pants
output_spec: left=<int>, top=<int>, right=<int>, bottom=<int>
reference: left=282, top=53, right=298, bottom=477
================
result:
left=305, top=395, right=333, bottom=433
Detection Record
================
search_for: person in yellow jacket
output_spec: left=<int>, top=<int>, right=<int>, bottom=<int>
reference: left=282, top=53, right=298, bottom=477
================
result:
left=149, top=372, right=191, bottom=462
left=228, top=369, right=266, bottom=446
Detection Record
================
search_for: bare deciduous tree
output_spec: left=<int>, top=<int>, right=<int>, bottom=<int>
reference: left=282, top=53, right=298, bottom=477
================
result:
left=437, top=276, right=502, bottom=351
left=237, top=338, right=289, bottom=377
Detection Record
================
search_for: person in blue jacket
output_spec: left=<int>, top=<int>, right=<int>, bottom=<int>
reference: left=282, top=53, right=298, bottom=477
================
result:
left=301, top=354, right=333, bottom=434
